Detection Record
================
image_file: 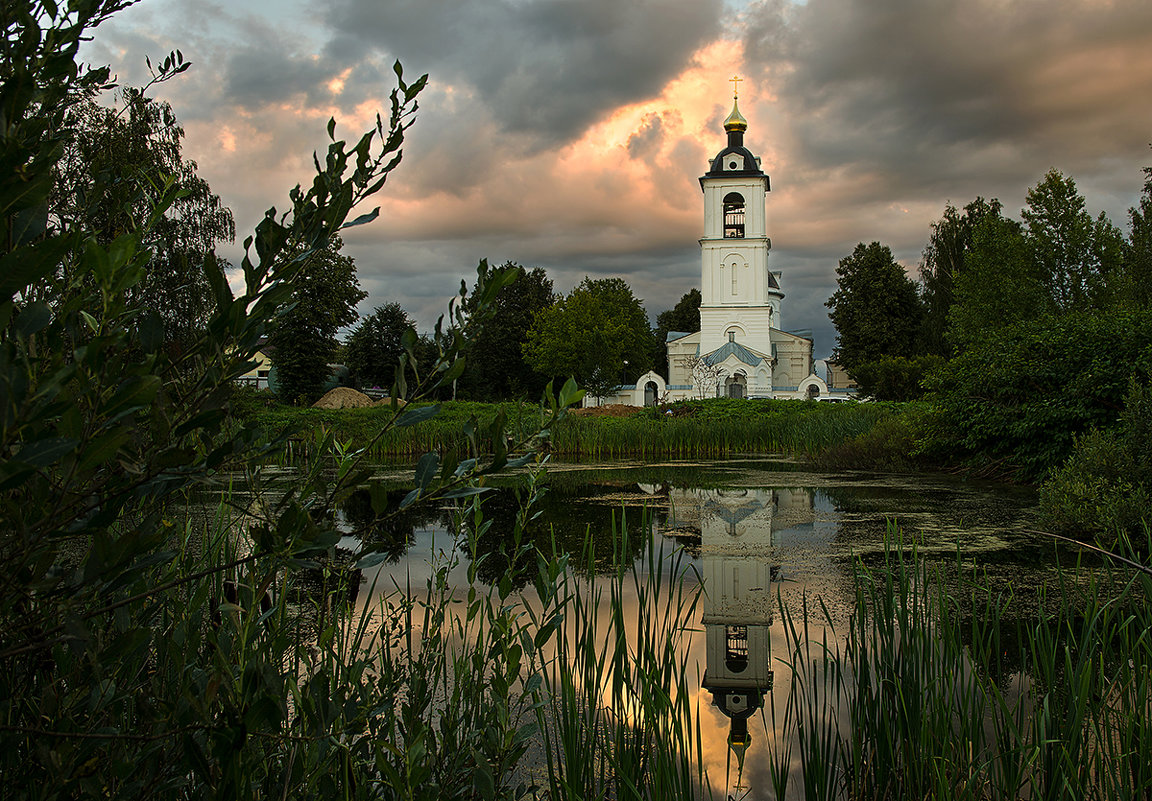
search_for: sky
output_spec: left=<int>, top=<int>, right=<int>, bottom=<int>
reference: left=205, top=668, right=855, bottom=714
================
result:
left=85, top=0, right=1152, bottom=359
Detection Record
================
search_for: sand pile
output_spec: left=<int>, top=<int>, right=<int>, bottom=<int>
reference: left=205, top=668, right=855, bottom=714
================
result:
left=312, top=387, right=375, bottom=409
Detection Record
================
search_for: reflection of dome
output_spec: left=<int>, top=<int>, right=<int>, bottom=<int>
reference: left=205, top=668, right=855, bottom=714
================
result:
left=716, top=488, right=748, bottom=499
left=703, top=498, right=765, bottom=534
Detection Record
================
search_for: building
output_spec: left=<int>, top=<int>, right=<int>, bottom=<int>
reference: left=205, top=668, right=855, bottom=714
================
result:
left=595, top=85, right=853, bottom=407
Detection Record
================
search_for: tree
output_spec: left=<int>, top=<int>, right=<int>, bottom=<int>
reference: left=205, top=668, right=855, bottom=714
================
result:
left=919, top=198, right=1002, bottom=357
left=524, top=277, right=653, bottom=401
left=50, top=89, right=235, bottom=349
left=1117, top=162, right=1152, bottom=310
left=345, top=302, right=416, bottom=391
left=826, top=242, right=923, bottom=373
left=458, top=262, right=554, bottom=400
left=1, top=2, right=460, bottom=792
left=1021, top=169, right=1123, bottom=313
left=947, top=214, right=1048, bottom=350
left=850, top=354, right=945, bottom=401
left=269, top=236, right=367, bottom=404
left=684, top=353, right=722, bottom=399
left=652, top=288, right=701, bottom=377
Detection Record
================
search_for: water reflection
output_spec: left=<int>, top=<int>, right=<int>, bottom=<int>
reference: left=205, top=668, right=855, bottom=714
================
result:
left=344, top=461, right=1044, bottom=799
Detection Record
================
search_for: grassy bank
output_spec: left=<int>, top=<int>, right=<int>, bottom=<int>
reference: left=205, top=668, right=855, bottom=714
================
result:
left=234, top=393, right=903, bottom=461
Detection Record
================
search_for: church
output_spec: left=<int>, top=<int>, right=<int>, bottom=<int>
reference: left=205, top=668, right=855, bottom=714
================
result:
left=598, top=84, right=844, bottom=406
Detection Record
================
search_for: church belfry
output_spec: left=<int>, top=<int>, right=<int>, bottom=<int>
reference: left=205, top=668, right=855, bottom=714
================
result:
left=652, top=78, right=833, bottom=405
left=695, top=77, right=782, bottom=396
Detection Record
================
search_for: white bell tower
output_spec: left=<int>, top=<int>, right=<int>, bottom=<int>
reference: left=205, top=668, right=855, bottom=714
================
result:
left=698, top=78, right=782, bottom=363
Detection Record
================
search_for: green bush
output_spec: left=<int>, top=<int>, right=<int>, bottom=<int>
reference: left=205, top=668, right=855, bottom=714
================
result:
left=813, top=405, right=925, bottom=471
left=920, top=310, right=1152, bottom=481
left=850, top=354, right=945, bottom=401
left=1040, top=379, right=1152, bottom=542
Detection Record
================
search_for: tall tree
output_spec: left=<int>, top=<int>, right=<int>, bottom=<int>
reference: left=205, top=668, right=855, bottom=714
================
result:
left=50, top=89, right=235, bottom=349
left=345, top=302, right=415, bottom=391
left=919, top=197, right=1002, bottom=357
left=1118, top=163, right=1152, bottom=310
left=524, top=277, right=652, bottom=401
left=270, top=237, right=367, bottom=404
left=1021, top=169, right=1123, bottom=312
left=947, top=214, right=1047, bottom=350
left=826, top=242, right=923, bottom=373
left=459, top=262, right=554, bottom=401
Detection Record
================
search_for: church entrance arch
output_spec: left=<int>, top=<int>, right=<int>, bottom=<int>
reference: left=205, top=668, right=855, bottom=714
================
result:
left=807, top=383, right=820, bottom=399
left=644, top=381, right=658, bottom=406
left=726, top=373, right=747, bottom=399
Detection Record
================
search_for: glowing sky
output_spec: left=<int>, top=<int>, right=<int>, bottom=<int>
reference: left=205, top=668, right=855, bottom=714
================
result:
left=86, top=0, right=1152, bottom=358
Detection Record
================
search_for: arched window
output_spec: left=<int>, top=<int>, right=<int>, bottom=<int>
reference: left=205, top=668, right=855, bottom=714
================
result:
left=723, top=192, right=745, bottom=238
left=725, top=625, right=749, bottom=672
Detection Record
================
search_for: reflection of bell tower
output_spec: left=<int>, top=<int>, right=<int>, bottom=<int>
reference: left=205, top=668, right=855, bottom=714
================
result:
left=697, top=487, right=777, bottom=770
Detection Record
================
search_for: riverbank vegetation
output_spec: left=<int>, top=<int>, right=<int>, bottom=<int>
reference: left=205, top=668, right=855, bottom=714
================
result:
left=770, top=525, right=1152, bottom=800
left=231, top=391, right=903, bottom=460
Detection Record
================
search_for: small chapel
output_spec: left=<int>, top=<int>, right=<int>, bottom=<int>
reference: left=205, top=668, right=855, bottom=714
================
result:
left=600, top=81, right=845, bottom=406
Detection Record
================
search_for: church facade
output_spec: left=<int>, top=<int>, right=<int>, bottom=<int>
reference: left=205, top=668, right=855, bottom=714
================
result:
left=600, top=90, right=842, bottom=407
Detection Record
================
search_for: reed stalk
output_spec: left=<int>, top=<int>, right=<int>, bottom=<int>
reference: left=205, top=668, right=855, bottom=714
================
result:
left=768, top=522, right=1152, bottom=800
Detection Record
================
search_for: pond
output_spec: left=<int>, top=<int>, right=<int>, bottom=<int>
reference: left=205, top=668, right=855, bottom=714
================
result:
left=330, top=458, right=1064, bottom=799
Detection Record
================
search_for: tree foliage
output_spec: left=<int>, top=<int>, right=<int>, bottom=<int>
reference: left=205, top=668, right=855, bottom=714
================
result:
left=49, top=89, right=235, bottom=349
left=345, top=301, right=415, bottom=391
left=524, top=277, right=652, bottom=401
left=826, top=241, right=923, bottom=374
left=1117, top=162, right=1152, bottom=311
left=922, top=309, right=1152, bottom=481
left=947, top=214, right=1049, bottom=350
left=653, top=288, right=700, bottom=378
left=459, top=262, right=554, bottom=401
left=269, top=236, right=366, bottom=404
left=918, top=198, right=1001, bottom=357
left=1021, top=169, right=1123, bottom=313
left=851, top=354, right=945, bottom=402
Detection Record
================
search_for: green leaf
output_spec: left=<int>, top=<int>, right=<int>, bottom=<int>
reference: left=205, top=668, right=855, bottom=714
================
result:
left=339, top=207, right=379, bottom=229
left=414, top=451, right=438, bottom=490
left=395, top=404, right=439, bottom=427
left=14, top=301, right=51, bottom=336
left=558, top=377, right=584, bottom=409
left=16, top=437, right=77, bottom=467
left=354, top=551, right=388, bottom=570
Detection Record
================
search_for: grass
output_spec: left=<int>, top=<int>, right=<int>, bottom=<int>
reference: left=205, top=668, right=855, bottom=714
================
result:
left=236, top=395, right=902, bottom=461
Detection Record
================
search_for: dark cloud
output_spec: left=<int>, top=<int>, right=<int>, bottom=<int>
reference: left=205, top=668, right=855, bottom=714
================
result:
left=744, top=0, right=1152, bottom=203
left=324, top=0, right=724, bottom=145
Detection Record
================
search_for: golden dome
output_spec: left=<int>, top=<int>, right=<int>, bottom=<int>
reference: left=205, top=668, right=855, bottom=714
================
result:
left=724, top=98, right=748, bottom=133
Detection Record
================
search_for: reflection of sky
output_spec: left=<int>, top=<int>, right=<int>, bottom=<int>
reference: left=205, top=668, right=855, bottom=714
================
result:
left=338, top=466, right=1045, bottom=799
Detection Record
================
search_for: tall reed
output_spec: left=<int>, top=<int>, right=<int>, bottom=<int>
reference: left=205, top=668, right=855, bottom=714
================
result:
left=768, top=523, right=1152, bottom=800
left=530, top=511, right=709, bottom=799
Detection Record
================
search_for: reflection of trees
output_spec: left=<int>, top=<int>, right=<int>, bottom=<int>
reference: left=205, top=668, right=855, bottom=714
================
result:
left=458, top=483, right=651, bottom=588
left=338, top=488, right=444, bottom=564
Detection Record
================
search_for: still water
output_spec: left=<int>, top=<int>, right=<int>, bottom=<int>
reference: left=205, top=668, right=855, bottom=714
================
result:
left=338, top=459, right=1056, bottom=799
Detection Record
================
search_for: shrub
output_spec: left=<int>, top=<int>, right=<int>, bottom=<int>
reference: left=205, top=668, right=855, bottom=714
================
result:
left=921, top=310, right=1152, bottom=481
left=1040, top=379, right=1152, bottom=543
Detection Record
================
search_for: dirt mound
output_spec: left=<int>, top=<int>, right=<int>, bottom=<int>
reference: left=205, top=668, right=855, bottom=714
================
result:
left=312, top=387, right=375, bottom=409
left=373, top=397, right=407, bottom=408
left=570, top=404, right=639, bottom=418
